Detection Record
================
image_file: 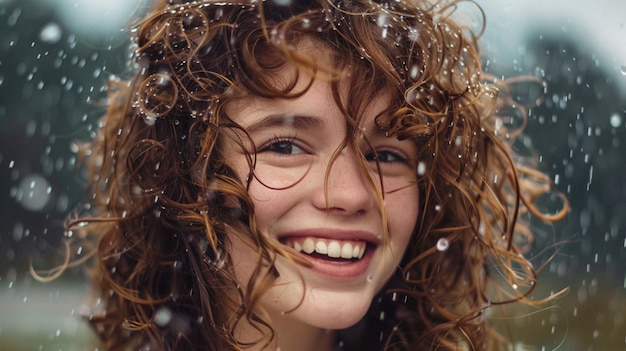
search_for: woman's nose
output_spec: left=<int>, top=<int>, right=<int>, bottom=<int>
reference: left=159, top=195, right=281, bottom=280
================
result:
left=311, top=148, right=376, bottom=216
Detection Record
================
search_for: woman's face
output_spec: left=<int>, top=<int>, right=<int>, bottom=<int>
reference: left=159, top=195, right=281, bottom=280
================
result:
left=222, top=61, right=419, bottom=330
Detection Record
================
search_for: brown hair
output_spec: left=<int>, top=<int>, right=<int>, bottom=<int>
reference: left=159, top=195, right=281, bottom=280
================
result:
left=51, top=0, right=567, bottom=350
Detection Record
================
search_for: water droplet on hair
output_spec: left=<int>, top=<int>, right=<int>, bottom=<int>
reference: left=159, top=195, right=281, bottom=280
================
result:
left=408, top=27, right=419, bottom=42
left=409, top=64, right=419, bottom=80
left=210, top=247, right=226, bottom=271
left=376, top=13, right=388, bottom=28
left=142, top=114, right=157, bottom=126
left=436, top=238, right=449, bottom=251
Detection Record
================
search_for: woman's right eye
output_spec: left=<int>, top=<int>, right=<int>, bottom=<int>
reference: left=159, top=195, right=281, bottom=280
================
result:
left=259, top=138, right=306, bottom=155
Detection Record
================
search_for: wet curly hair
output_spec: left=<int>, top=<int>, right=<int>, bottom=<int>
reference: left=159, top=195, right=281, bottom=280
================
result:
left=53, top=0, right=567, bottom=350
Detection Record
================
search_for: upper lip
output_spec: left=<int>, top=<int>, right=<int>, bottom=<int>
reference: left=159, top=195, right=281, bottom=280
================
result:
left=275, top=228, right=382, bottom=245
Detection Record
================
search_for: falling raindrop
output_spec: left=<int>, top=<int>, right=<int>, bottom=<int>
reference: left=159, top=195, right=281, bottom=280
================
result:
left=154, top=307, right=173, bottom=327
left=39, top=22, right=63, bottom=44
left=609, top=113, right=622, bottom=128
left=416, top=161, right=426, bottom=176
left=14, top=174, right=51, bottom=211
left=620, top=65, right=626, bottom=76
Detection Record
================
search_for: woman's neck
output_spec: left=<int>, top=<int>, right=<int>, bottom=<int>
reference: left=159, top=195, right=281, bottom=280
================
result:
left=271, top=311, right=335, bottom=351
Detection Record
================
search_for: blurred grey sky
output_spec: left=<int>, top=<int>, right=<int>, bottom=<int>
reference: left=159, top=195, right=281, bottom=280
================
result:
left=481, top=0, right=626, bottom=85
left=33, top=0, right=144, bottom=39
left=33, top=0, right=626, bottom=83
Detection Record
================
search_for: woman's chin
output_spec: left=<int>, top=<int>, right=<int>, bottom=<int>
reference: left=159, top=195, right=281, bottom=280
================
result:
left=274, top=295, right=372, bottom=330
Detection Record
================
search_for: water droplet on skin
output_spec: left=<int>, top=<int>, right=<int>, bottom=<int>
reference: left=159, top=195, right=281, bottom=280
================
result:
left=436, top=238, right=449, bottom=251
left=366, top=274, right=373, bottom=282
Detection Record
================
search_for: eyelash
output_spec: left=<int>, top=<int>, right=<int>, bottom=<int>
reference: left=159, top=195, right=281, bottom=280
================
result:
left=258, top=137, right=306, bottom=155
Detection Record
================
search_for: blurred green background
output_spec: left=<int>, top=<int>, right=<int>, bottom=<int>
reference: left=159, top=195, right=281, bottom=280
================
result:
left=1, top=0, right=624, bottom=350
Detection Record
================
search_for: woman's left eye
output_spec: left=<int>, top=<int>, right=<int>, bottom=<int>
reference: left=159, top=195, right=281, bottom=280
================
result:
left=366, top=150, right=406, bottom=163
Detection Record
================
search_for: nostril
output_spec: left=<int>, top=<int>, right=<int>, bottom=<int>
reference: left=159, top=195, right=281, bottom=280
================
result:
left=325, top=207, right=367, bottom=216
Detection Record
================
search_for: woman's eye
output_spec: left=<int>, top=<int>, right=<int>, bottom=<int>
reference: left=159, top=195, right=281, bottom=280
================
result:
left=260, top=138, right=305, bottom=155
left=366, top=150, right=406, bottom=163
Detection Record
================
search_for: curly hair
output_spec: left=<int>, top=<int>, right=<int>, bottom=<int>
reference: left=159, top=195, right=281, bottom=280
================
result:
left=54, top=0, right=567, bottom=350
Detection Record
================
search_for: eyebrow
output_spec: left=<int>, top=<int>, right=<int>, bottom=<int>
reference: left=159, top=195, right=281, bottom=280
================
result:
left=243, top=114, right=324, bottom=133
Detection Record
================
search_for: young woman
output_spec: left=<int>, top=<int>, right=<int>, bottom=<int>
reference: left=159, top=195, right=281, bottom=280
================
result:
left=59, top=0, right=567, bottom=350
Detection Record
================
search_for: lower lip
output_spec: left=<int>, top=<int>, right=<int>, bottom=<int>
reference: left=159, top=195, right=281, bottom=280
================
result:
left=298, top=245, right=375, bottom=279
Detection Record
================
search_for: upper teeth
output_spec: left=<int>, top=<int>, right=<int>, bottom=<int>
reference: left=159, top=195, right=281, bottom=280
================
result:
left=287, top=237, right=366, bottom=259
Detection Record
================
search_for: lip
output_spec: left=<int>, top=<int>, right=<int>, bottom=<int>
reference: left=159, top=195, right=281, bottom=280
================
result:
left=277, top=228, right=381, bottom=279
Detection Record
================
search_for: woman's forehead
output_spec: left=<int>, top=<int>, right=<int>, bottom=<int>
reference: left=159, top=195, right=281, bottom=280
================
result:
left=224, top=76, right=391, bottom=137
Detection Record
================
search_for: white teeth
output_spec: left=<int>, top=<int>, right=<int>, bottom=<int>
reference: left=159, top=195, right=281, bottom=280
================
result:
left=327, top=241, right=341, bottom=258
left=340, top=242, right=353, bottom=259
left=287, top=237, right=367, bottom=260
left=315, top=241, right=327, bottom=254
left=302, top=238, right=315, bottom=254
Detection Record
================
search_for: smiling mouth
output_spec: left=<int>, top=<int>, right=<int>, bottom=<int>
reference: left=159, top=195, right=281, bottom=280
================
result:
left=281, top=237, right=368, bottom=261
